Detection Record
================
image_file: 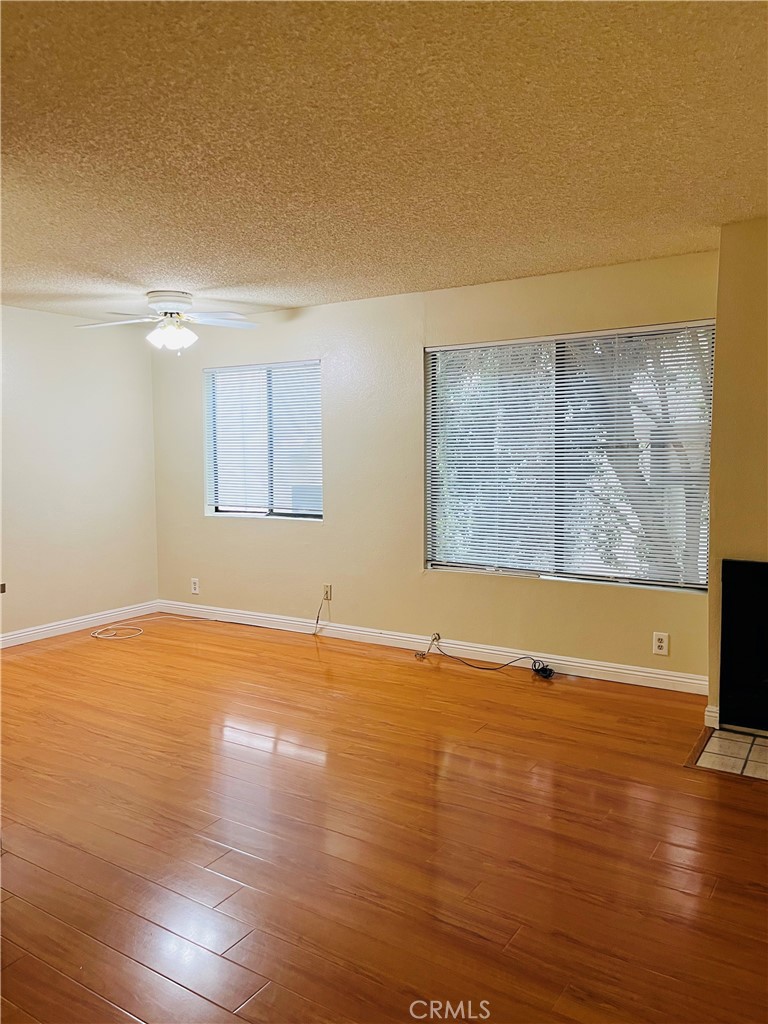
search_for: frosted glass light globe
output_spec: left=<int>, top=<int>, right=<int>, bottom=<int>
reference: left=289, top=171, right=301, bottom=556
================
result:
left=146, top=321, right=198, bottom=350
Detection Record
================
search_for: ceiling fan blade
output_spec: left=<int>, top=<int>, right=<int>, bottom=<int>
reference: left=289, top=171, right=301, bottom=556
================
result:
left=186, top=310, right=247, bottom=321
left=78, top=317, right=159, bottom=329
left=190, top=317, right=261, bottom=329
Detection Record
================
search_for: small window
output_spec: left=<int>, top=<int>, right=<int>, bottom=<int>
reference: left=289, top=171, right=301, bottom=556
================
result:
left=204, top=360, right=322, bottom=519
left=426, top=322, right=715, bottom=589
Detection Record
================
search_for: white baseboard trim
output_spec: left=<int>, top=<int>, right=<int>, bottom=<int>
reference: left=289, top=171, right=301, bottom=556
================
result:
left=1, top=601, right=161, bottom=649
left=704, top=705, right=720, bottom=728
left=158, top=599, right=708, bottom=696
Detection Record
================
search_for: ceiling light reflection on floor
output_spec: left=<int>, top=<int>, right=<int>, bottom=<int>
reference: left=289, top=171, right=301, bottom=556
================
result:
left=221, top=724, right=326, bottom=765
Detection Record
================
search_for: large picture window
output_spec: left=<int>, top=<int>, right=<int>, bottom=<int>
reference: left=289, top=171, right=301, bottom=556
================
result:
left=204, top=360, right=322, bottom=518
left=426, top=322, right=715, bottom=589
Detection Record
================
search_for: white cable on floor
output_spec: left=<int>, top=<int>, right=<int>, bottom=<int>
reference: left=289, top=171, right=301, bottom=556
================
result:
left=90, top=612, right=205, bottom=640
left=91, top=625, right=144, bottom=640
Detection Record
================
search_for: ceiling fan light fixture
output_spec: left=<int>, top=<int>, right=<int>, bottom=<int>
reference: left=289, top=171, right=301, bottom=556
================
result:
left=146, top=319, right=198, bottom=350
left=77, top=289, right=268, bottom=337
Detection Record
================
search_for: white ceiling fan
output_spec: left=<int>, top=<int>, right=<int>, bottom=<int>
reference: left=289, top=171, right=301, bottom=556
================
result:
left=78, top=290, right=267, bottom=350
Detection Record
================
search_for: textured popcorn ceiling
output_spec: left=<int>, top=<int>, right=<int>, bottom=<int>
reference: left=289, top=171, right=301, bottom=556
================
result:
left=2, top=1, right=766, bottom=317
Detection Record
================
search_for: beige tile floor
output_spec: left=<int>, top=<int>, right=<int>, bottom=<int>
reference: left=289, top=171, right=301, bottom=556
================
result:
left=696, top=729, right=768, bottom=778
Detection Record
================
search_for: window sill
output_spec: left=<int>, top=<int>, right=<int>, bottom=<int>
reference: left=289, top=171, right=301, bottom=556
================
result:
left=425, top=564, right=707, bottom=595
left=205, top=510, right=323, bottom=522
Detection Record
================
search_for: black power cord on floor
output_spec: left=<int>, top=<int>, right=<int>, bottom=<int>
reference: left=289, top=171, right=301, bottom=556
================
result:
left=415, top=632, right=554, bottom=679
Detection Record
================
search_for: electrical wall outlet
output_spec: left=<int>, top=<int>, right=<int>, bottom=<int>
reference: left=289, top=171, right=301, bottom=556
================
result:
left=323, top=584, right=333, bottom=602
left=191, top=578, right=200, bottom=596
left=652, top=631, right=669, bottom=656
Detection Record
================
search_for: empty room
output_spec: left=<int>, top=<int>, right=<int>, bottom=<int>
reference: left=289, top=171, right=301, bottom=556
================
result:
left=1, top=2, right=767, bottom=1023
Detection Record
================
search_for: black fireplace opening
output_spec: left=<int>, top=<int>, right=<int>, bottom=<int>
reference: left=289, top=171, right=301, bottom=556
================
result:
left=719, top=558, right=768, bottom=732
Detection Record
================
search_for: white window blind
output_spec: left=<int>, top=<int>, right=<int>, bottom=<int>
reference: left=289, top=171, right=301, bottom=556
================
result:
left=426, top=322, right=715, bottom=589
left=204, top=360, right=322, bottom=518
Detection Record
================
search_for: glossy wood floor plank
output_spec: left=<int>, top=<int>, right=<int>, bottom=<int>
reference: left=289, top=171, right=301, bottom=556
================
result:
left=1, top=955, right=145, bottom=1024
left=0, top=794, right=238, bottom=907
left=509, top=925, right=766, bottom=1024
left=476, top=873, right=766, bottom=990
left=213, top=874, right=562, bottom=1015
left=3, top=615, right=767, bottom=1024
left=215, top=869, right=522, bottom=951
left=215, top=921, right=421, bottom=1023
left=0, top=938, right=26, bottom=970
left=1, top=855, right=268, bottom=1011
left=235, top=981, right=355, bottom=1024
left=1, top=898, right=245, bottom=1023
left=1, top=822, right=251, bottom=954
left=0, top=995, right=42, bottom=1024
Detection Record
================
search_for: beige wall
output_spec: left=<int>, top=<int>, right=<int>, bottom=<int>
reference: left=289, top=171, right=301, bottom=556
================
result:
left=1, top=307, right=158, bottom=632
left=153, top=251, right=717, bottom=675
left=708, top=218, right=768, bottom=706
left=2, top=250, right=725, bottom=675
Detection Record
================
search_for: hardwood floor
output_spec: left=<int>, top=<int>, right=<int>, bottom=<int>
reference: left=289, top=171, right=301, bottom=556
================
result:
left=1, top=614, right=766, bottom=1023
